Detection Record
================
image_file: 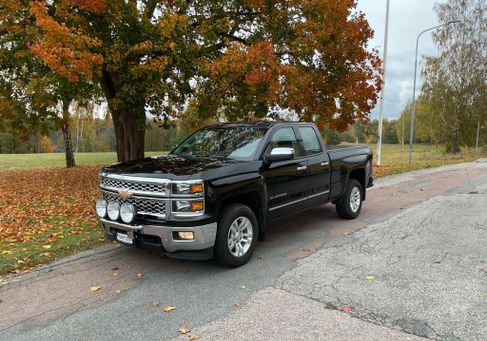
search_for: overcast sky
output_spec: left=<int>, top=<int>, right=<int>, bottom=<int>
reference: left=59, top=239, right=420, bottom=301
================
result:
left=356, top=0, right=442, bottom=120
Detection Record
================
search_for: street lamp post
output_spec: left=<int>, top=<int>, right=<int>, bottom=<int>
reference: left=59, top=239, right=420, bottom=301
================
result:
left=408, top=20, right=461, bottom=167
left=376, top=0, right=390, bottom=166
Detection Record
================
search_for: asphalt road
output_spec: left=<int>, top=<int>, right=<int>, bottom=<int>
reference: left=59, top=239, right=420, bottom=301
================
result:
left=1, top=160, right=486, bottom=341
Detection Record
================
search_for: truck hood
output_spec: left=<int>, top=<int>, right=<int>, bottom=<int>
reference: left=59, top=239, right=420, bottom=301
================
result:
left=100, top=154, right=254, bottom=180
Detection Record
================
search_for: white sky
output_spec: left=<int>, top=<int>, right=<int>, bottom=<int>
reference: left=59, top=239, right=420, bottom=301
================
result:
left=356, top=0, right=442, bottom=120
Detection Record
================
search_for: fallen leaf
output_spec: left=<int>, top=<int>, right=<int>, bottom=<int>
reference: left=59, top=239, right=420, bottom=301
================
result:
left=115, top=290, right=121, bottom=294
left=137, top=273, right=144, bottom=278
left=256, top=256, right=263, bottom=260
left=151, top=300, right=160, bottom=307
left=365, top=275, right=375, bottom=281
left=234, top=301, right=243, bottom=308
left=113, top=272, right=119, bottom=276
left=189, top=335, right=199, bottom=340
left=2, top=250, right=12, bottom=255
left=90, top=286, right=102, bottom=292
left=178, top=327, right=191, bottom=334
left=42, top=245, right=52, bottom=249
left=341, top=305, right=353, bottom=312
left=163, top=306, right=176, bottom=313
left=111, top=267, right=119, bottom=271
left=240, top=285, right=246, bottom=289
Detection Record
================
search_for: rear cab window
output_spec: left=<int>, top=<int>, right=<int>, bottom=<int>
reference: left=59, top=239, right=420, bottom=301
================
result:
left=297, top=126, right=322, bottom=155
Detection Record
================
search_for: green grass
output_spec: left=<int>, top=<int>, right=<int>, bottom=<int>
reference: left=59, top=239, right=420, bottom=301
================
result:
left=366, top=143, right=485, bottom=177
left=0, top=216, right=105, bottom=276
left=0, top=151, right=167, bottom=170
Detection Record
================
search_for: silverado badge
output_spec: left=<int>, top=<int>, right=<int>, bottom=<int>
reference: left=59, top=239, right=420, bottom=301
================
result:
left=118, top=191, right=133, bottom=199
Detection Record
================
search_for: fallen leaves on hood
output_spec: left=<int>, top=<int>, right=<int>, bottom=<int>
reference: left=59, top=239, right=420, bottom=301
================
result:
left=163, top=306, right=176, bottom=313
left=90, top=286, right=102, bottom=292
left=178, top=327, right=191, bottom=334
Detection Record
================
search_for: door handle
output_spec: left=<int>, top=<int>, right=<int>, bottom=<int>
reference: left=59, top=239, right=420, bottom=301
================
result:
left=320, top=161, right=329, bottom=166
left=297, top=165, right=307, bottom=171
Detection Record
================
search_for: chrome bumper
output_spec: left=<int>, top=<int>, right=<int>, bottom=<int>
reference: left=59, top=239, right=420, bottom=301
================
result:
left=99, top=219, right=217, bottom=253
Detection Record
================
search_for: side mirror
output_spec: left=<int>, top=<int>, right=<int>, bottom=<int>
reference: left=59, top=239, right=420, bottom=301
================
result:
left=264, top=147, right=295, bottom=164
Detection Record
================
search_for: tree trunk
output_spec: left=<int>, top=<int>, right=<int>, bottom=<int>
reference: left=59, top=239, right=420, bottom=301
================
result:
left=450, top=127, right=459, bottom=154
left=100, top=69, right=145, bottom=162
left=61, top=100, right=76, bottom=168
left=111, top=109, right=145, bottom=162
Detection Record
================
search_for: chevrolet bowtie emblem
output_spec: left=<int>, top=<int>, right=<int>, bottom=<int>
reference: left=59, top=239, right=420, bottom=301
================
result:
left=118, top=191, right=133, bottom=199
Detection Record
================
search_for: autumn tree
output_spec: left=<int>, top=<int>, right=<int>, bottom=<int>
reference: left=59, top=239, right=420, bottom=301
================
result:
left=0, top=1, right=98, bottom=167
left=3, top=0, right=381, bottom=162
left=422, top=0, right=487, bottom=153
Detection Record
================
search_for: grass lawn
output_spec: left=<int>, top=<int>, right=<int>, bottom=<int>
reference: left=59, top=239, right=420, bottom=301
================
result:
left=366, top=144, right=485, bottom=177
left=0, top=151, right=167, bottom=170
left=0, top=144, right=484, bottom=277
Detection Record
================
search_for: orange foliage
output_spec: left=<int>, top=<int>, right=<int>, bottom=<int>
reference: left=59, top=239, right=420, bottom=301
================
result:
left=40, top=136, right=55, bottom=153
left=0, top=166, right=100, bottom=243
left=28, top=1, right=104, bottom=82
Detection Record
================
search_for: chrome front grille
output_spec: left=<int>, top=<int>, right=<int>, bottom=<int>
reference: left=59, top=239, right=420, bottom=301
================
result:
left=100, top=176, right=167, bottom=196
left=103, top=193, right=166, bottom=218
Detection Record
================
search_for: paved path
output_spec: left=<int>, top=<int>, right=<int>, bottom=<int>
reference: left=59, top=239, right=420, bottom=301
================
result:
left=1, top=160, right=486, bottom=340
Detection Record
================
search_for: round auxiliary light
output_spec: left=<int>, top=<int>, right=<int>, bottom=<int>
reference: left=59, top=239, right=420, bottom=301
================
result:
left=107, top=201, right=120, bottom=221
left=95, top=198, right=107, bottom=218
left=120, top=203, right=136, bottom=224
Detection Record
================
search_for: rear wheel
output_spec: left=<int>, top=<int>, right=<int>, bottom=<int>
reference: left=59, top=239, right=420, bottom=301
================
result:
left=214, top=204, right=258, bottom=268
left=336, top=179, right=363, bottom=219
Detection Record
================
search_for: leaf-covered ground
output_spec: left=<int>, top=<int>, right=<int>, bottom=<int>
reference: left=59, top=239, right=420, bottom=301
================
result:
left=0, top=166, right=105, bottom=275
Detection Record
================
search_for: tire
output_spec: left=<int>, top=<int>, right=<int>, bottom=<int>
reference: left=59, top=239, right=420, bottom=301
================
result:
left=336, top=179, right=363, bottom=219
left=214, top=204, right=258, bottom=268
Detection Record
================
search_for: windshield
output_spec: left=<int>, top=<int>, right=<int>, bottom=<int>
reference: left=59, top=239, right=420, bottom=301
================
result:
left=172, top=126, right=267, bottom=161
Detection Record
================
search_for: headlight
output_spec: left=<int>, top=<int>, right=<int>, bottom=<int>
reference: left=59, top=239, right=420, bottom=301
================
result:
left=172, top=181, right=204, bottom=195
left=120, top=203, right=136, bottom=223
left=107, top=201, right=120, bottom=221
left=96, top=198, right=107, bottom=218
left=172, top=200, right=204, bottom=216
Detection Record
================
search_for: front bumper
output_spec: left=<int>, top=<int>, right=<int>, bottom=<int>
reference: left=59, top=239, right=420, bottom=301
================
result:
left=99, top=218, right=217, bottom=253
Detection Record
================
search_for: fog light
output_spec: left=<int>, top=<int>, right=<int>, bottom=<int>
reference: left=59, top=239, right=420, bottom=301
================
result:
left=107, top=201, right=120, bottom=221
left=120, top=203, right=136, bottom=223
left=177, top=232, right=194, bottom=240
left=96, top=198, right=107, bottom=218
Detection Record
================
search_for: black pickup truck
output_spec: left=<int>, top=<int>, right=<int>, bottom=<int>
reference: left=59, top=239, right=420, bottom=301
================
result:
left=96, top=121, right=373, bottom=267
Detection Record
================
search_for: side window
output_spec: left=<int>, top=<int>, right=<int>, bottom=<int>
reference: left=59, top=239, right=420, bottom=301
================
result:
left=298, top=126, right=322, bottom=155
left=264, top=127, right=304, bottom=157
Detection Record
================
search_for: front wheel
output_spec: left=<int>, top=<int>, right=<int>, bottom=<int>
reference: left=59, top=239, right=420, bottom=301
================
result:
left=214, top=204, right=258, bottom=268
left=336, top=179, right=363, bottom=219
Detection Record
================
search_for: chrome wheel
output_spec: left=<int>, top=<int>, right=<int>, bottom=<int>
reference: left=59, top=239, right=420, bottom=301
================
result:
left=227, top=216, right=253, bottom=257
left=350, top=186, right=361, bottom=212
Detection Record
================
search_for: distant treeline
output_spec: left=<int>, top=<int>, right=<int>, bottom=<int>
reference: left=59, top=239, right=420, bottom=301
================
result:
left=0, top=117, right=402, bottom=154
left=0, top=117, right=192, bottom=154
